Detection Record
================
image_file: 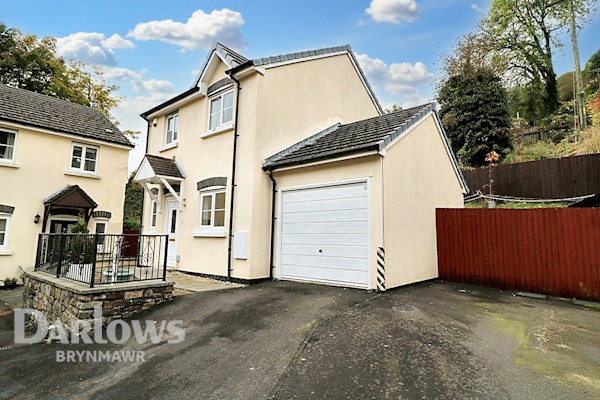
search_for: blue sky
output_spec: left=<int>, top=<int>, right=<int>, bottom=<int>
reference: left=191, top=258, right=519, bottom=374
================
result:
left=2, top=0, right=599, bottom=169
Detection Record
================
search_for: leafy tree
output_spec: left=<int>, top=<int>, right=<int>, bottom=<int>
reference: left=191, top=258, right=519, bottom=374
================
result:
left=481, top=0, right=596, bottom=118
left=0, top=22, right=120, bottom=121
left=439, top=33, right=506, bottom=83
left=557, top=72, right=575, bottom=102
left=583, top=48, right=600, bottom=94
left=123, top=173, right=143, bottom=230
left=438, top=70, right=513, bottom=167
left=384, top=104, right=402, bottom=113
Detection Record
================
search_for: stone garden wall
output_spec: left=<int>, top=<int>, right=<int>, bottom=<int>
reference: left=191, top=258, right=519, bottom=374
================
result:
left=23, top=271, right=173, bottom=331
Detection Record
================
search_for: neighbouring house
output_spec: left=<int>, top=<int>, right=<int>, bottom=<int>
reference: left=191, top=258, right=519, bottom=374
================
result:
left=134, top=43, right=467, bottom=290
left=0, top=84, right=133, bottom=282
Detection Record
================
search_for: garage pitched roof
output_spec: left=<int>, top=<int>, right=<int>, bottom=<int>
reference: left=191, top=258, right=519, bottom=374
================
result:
left=263, top=104, right=435, bottom=170
left=0, top=84, right=133, bottom=147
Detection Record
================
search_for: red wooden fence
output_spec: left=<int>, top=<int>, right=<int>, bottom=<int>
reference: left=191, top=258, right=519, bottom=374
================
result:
left=436, top=208, right=600, bottom=301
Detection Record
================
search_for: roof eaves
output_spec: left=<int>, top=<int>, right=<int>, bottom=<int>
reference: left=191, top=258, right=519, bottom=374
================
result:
left=263, top=123, right=341, bottom=170
left=140, top=87, right=200, bottom=119
left=0, top=115, right=133, bottom=148
left=267, top=145, right=381, bottom=170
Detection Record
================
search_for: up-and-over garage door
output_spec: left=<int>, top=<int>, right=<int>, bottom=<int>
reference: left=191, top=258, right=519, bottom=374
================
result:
left=280, top=181, right=370, bottom=289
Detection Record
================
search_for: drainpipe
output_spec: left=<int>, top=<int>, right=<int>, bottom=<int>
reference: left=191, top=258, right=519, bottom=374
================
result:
left=267, top=171, right=277, bottom=279
left=138, top=121, right=151, bottom=232
left=226, top=71, right=242, bottom=280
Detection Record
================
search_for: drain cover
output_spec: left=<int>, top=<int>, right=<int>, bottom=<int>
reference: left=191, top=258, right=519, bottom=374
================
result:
left=393, top=305, right=416, bottom=312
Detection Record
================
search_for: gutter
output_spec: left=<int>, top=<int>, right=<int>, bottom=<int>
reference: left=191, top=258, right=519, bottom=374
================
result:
left=225, top=71, right=242, bottom=280
left=267, top=171, right=277, bottom=280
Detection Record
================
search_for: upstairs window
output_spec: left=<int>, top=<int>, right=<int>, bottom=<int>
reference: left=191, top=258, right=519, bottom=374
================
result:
left=200, top=190, right=226, bottom=229
left=0, top=130, right=16, bottom=162
left=71, top=144, right=98, bottom=173
left=209, top=91, right=233, bottom=130
left=166, top=113, right=179, bottom=145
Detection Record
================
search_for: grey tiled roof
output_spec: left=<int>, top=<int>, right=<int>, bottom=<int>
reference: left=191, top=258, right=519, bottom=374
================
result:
left=263, top=104, right=435, bottom=169
left=0, top=84, right=133, bottom=147
left=146, top=155, right=184, bottom=179
left=252, top=45, right=351, bottom=66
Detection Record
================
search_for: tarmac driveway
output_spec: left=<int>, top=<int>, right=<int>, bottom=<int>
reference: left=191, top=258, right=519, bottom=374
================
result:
left=0, top=280, right=599, bottom=400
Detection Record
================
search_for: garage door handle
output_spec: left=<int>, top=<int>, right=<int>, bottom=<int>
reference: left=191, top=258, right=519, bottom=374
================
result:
left=318, top=248, right=323, bottom=253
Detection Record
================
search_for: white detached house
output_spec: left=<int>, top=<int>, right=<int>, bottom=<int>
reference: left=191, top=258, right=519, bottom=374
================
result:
left=134, top=43, right=467, bottom=290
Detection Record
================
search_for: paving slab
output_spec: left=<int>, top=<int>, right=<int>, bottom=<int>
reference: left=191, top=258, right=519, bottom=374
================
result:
left=167, top=271, right=245, bottom=292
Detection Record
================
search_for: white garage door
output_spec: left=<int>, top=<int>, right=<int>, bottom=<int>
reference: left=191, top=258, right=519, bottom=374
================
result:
left=280, top=181, right=370, bottom=289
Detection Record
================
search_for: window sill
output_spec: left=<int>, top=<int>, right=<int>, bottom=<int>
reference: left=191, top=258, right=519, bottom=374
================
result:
left=0, top=161, right=19, bottom=169
left=192, top=230, right=227, bottom=238
left=64, top=170, right=101, bottom=179
left=159, top=142, right=178, bottom=152
left=200, top=123, right=234, bottom=139
left=0, top=250, right=13, bottom=256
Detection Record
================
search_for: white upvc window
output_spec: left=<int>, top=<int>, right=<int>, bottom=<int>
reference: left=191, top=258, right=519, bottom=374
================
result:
left=200, top=190, right=226, bottom=229
left=166, top=113, right=179, bottom=145
left=0, top=130, right=17, bottom=162
left=0, top=214, right=10, bottom=250
left=94, top=220, right=108, bottom=251
left=209, top=91, right=234, bottom=130
left=150, top=201, right=158, bottom=230
left=70, top=143, right=98, bottom=173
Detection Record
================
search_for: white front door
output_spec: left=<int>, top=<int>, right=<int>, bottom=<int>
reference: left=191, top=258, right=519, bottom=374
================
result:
left=165, top=199, right=179, bottom=268
left=279, top=181, right=370, bottom=289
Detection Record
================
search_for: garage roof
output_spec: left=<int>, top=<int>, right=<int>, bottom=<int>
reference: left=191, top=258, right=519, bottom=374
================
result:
left=263, top=103, right=434, bottom=170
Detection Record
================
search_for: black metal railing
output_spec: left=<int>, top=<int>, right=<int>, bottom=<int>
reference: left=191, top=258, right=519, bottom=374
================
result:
left=35, top=233, right=169, bottom=287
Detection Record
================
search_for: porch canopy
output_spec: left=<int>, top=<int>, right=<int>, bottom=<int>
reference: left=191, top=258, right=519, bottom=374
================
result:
left=42, top=185, right=98, bottom=231
left=134, top=155, right=186, bottom=210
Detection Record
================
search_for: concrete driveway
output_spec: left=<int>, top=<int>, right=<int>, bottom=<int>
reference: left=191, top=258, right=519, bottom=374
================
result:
left=0, top=280, right=599, bottom=400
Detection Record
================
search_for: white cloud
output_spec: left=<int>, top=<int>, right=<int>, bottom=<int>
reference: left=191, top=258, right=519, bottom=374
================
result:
left=113, top=93, right=175, bottom=171
left=56, top=32, right=135, bottom=66
left=366, top=0, right=419, bottom=24
left=389, top=61, right=432, bottom=83
left=356, top=53, right=433, bottom=106
left=102, top=67, right=174, bottom=94
left=142, top=79, right=175, bottom=93
left=128, top=8, right=245, bottom=50
left=470, top=3, right=486, bottom=14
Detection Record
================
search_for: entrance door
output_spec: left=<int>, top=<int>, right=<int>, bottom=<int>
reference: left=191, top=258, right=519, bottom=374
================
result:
left=165, top=199, right=179, bottom=268
left=50, top=220, right=76, bottom=234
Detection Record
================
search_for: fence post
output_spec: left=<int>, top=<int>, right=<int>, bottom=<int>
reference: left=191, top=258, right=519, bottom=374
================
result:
left=90, top=234, right=99, bottom=288
left=34, top=234, right=43, bottom=271
left=162, top=235, right=169, bottom=281
left=56, top=234, right=65, bottom=278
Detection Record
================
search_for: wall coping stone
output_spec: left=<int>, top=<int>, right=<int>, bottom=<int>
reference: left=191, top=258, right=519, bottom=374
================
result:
left=26, top=271, right=174, bottom=295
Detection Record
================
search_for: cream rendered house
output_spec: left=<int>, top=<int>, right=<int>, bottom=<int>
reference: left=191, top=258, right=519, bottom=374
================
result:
left=0, top=84, right=133, bottom=281
left=135, top=43, right=467, bottom=290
